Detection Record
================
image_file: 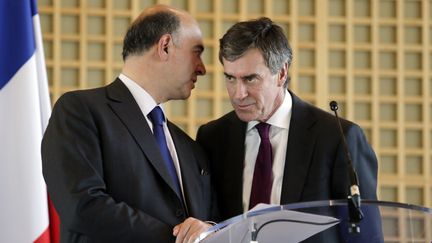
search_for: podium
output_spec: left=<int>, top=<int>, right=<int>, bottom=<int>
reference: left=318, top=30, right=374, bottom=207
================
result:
left=198, top=199, right=432, bottom=242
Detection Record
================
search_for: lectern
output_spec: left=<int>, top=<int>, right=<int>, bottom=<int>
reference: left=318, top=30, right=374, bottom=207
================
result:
left=198, top=199, right=432, bottom=243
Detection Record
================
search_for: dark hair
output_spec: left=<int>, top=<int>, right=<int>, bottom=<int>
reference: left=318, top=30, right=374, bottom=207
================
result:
left=122, top=11, right=180, bottom=60
left=219, top=17, right=292, bottom=85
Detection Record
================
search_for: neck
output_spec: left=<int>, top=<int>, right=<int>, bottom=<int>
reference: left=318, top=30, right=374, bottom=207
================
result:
left=261, top=90, right=285, bottom=122
left=122, top=57, right=166, bottom=104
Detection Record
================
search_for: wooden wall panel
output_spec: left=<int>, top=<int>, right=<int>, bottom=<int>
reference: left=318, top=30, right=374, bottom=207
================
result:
left=39, top=2, right=432, bottom=233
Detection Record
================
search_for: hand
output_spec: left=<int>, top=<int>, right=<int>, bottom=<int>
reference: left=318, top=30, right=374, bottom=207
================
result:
left=173, top=217, right=212, bottom=243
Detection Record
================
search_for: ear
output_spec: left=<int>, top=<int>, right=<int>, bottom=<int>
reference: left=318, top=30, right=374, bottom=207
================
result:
left=277, top=62, right=289, bottom=86
left=157, top=34, right=172, bottom=61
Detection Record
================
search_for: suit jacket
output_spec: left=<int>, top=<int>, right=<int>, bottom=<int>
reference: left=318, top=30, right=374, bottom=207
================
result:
left=42, top=79, right=215, bottom=243
left=196, top=91, right=379, bottom=239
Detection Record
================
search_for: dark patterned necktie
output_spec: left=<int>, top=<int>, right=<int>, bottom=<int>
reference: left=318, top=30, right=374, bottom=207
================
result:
left=249, top=122, right=273, bottom=209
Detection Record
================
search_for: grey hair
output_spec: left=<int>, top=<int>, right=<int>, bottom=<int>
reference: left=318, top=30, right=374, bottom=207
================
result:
left=219, top=17, right=293, bottom=86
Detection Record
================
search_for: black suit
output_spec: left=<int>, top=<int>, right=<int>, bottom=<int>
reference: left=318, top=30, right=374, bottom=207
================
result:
left=196, top=91, right=378, bottom=221
left=42, top=79, right=215, bottom=243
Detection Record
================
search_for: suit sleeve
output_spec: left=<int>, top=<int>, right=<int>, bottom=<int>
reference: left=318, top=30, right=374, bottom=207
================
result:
left=347, top=125, right=378, bottom=199
left=335, top=124, right=383, bottom=243
left=341, top=124, right=378, bottom=200
left=41, top=93, right=173, bottom=242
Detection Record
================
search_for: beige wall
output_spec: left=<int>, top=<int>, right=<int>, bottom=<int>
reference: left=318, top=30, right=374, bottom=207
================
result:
left=39, top=0, right=432, bottom=211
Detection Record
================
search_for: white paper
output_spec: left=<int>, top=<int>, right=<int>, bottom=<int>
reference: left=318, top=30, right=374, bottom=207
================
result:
left=198, top=206, right=339, bottom=243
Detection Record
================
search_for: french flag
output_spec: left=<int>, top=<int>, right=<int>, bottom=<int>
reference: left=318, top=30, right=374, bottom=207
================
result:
left=0, top=0, right=59, bottom=242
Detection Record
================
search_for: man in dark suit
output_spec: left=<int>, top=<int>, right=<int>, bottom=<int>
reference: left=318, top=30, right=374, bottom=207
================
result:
left=196, top=17, right=380, bottom=241
left=42, top=5, right=216, bottom=243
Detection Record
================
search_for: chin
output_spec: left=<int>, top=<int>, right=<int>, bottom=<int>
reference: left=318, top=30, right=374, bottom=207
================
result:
left=182, top=91, right=192, bottom=99
left=171, top=91, right=190, bottom=100
left=234, top=110, right=256, bottom=122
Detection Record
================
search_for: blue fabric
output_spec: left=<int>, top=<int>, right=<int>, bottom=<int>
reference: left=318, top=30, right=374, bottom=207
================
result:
left=148, top=106, right=183, bottom=200
left=0, top=0, right=38, bottom=89
left=337, top=204, right=384, bottom=243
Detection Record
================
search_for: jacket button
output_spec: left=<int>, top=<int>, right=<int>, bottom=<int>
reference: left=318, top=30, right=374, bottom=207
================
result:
left=176, top=209, right=184, bottom=218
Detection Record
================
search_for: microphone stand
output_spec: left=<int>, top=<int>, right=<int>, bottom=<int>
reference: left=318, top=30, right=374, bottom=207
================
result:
left=329, top=101, right=364, bottom=233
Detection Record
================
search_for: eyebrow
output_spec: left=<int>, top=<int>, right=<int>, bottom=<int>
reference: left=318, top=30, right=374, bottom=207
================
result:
left=242, top=74, right=259, bottom=80
left=223, top=72, right=234, bottom=79
left=223, top=72, right=259, bottom=81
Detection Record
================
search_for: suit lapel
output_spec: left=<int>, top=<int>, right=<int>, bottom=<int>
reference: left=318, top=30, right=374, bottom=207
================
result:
left=106, top=79, right=181, bottom=199
left=224, top=113, right=247, bottom=212
left=281, top=92, right=318, bottom=204
left=168, top=123, right=201, bottom=216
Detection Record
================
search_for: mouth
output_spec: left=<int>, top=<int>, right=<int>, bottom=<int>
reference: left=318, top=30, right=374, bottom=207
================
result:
left=190, top=79, right=196, bottom=89
left=236, top=103, right=254, bottom=110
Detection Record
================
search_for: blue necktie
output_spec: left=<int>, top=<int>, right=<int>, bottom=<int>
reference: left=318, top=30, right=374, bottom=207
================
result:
left=148, top=106, right=183, bottom=200
left=249, top=122, right=273, bottom=209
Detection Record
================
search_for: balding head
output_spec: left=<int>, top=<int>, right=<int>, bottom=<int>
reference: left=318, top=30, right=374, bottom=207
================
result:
left=139, top=4, right=187, bottom=17
left=122, top=4, right=193, bottom=60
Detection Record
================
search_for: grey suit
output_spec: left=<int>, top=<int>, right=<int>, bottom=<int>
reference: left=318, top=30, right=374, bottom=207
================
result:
left=196, top=90, right=378, bottom=223
left=42, top=79, right=215, bottom=243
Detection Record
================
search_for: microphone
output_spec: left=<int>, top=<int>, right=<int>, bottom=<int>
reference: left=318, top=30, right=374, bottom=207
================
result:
left=329, top=101, right=364, bottom=233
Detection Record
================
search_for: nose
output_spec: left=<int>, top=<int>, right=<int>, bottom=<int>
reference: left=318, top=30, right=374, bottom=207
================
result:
left=196, top=59, right=206, bottom=76
left=233, top=81, right=248, bottom=100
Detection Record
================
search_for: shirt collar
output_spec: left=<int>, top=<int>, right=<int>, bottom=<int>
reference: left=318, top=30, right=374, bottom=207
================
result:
left=246, top=90, right=292, bottom=131
left=119, top=73, right=166, bottom=121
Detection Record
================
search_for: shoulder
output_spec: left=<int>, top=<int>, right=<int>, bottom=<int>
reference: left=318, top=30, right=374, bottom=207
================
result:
left=53, top=79, right=126, bottom=111
left=290, top=91, right=359, bottom=134
left=54, top=86, right=106, bottom=107
left=199, top=111, right=241, bottom=132
left=49, top=82, right=124, bottom=127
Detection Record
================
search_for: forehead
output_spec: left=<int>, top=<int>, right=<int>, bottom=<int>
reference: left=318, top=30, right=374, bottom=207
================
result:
left=177, top=16, right=203, bottom=43
left=223, top=49, right=268, bottom=76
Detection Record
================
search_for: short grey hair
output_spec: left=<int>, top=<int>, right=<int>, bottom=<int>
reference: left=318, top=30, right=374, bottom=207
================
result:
left=219, top=17, right=293, bottom=86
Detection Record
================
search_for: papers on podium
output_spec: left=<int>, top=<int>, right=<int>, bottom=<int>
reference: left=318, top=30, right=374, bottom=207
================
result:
left=198, top=204, right=339, bottom=243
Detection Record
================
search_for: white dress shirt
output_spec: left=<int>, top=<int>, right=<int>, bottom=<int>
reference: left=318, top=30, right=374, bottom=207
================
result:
left=119, top=74, right=186, bottom=198
left=243, top=90, right=292, bottom=211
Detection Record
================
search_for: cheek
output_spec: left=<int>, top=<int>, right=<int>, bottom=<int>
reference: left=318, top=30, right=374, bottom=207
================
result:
left=256, top=91, right=273, bottom=110
left=249, top=89, right=264, bottom=104
left=188, top=54, right=200, bottom=66
left=175, top=53, right=192, bottom=69
left=225, top=84, right=236, bottom=96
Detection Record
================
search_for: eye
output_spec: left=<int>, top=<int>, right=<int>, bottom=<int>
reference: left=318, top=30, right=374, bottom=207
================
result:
left=245, top=76, right=255, bottom=82
left=224, top=75, right=235, bottom=82
left=195, top=50, right=203, bottom=57
left=244, top=75, right=258, bottom=83
left=193, top=46, right=204, bottom=57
